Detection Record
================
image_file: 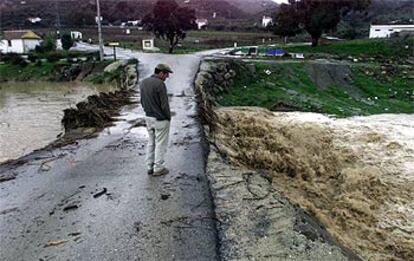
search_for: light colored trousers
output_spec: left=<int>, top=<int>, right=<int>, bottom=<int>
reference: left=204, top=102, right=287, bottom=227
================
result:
left=145, top=117, right=170, bottom=172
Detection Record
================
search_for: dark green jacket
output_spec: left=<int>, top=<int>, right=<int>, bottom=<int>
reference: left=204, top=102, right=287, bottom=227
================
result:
left=140, top=75, right=171, bottom=121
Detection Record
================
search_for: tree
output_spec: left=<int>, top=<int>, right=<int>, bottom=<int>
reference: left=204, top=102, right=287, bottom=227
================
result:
left=276, top=0, right=371, bottom=46
left=272, top=1, right=302, bottom=44
left=35, top=33, right=56, bottom=53
left=61, top=33, right=74, bottom=50
left=142, top=0, right=196, bottom=53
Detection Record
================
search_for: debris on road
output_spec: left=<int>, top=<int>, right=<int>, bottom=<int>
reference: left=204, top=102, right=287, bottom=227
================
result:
left=63, top=204, right=79, bottom=212
left=0, top=172, right=16, bottom=183
left=161, top=193, right=170, bottom=200
left=0, top=207, right=19, bottom=215
left=93, top=187, right=107, bottom=198
left=68, top=232, right=82, bottom=237
left=45, top=239, right=68, bottom=247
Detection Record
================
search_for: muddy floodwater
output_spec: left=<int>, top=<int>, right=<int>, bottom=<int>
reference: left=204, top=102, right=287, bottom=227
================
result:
left=0, top=81, right=116, bottom=163
left=212, top=107, right=414, bottom=260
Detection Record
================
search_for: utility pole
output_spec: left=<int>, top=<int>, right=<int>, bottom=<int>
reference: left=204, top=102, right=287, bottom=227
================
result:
left=96, top=0, right=104, bottom=61
left=55, top=0, right=61, bottom=35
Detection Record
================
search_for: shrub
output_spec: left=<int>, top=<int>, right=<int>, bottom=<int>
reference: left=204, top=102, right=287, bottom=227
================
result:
left=35, top=33, right=57, bottom=53
left=1, top=53, right=28, bottom=66
left=28, top=53, right=39, bottom=62
left=45, top=51, right=63, bottom=62
left=127, top=58, right=138, bottom=65
left=61, top=32, right=74, bottom=50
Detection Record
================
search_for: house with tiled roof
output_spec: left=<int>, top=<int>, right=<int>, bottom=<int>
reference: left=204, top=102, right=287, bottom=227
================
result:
left=0, top=30, right=42, bottom=54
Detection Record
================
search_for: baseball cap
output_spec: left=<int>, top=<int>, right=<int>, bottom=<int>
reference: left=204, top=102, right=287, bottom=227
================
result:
left=156, top=63, right=173, bottom=73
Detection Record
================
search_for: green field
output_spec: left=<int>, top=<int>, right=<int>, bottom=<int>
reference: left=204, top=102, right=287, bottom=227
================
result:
left=283, top=38, right=414, bottom=58
left=115, top=30, right=277, bottom=54
left=232, top=37, right=414, bottom=59
left=218, top=61, right=414, bottom=117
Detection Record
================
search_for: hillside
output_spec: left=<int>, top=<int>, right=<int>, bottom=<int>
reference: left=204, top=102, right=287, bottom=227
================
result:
left=0, top=0, right=276, bottom=29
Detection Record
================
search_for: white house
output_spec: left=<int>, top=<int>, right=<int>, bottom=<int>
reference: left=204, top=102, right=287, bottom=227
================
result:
left=70, top=31, right=82, bottom=40
left=195, top=19, right=208, bottom=30
left=262, top=16, right=273, bottom=27
left=27, top=17, right=42, bottom=24
left=0, top=30, right=42, bottom=54
left=127, top=20, right=141, bottom=26
left=142, top=39, right=159, bottom=51
left=369, top=24, right=414, bottom=38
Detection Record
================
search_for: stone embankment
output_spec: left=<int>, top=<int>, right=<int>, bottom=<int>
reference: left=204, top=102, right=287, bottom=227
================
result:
left=195, top=59, right=357, bottom=260
left=59, top=60, right=139, bottom=143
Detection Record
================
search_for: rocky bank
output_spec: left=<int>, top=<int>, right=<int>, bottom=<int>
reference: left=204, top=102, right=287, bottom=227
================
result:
left=195, top=59, right=360, bottom=260
left=195, top=58, right=414, bottom=260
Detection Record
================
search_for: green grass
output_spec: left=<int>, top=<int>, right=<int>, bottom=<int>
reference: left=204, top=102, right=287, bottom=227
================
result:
left=283, top=38, right=414, bottom=58
left=0, top=62, right=55, bottom=81
left=230, top=37, right=414, bottom=59
left=120, top=30, right=278, bottom=54
left=218, top=61, right=414, bottom=117
left=0, top=60, right=112, bottom=82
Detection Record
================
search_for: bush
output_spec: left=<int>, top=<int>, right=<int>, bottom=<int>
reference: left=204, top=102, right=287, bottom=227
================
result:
left=45, top=51, right=63, bottom=62
left=61, top=33, right=74, bottom=50
left=35, top=33, right=57, bottom=53
left=28, top=53, right=39, bottom=62
left=127, top=58, right=138, bottom=65
left=1, top=53, right=28, bottom=66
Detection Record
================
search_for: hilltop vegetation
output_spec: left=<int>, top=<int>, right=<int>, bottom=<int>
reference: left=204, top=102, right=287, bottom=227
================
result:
left=1, top=0, right=410, bottom=35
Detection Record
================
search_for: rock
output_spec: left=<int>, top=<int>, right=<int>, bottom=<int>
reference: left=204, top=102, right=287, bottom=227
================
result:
left=229, top=69, right=237, bottom=77
left=104, top=59, right=128, bottom=73
left=200, top=62, right=216, bottom=73
left=224, top=72, right=232, bottom=80
left=217, top=63, right=226, bottom=72
left=198, top=71, right=213, bottom=80
left=213, top=73, right=225, bottom=83
left=195, top=76, right=208, bottom=86
left=246, top=64, right=256, bottom=74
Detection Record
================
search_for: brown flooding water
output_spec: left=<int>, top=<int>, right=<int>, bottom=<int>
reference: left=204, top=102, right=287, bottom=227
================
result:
left=212, top=107, right=414, bottom=261
left=0, top=81, right=116, bottom=163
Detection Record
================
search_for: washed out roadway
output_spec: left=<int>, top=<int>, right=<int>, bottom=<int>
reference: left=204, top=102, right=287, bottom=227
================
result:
left=0, top=47, right=219, bottom=261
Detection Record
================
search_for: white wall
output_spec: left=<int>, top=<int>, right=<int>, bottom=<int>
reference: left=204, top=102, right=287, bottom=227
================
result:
left=370, top=25, right=414, bottom=38
left=71, top=31, right=82, bottom=40
left=262, top=17, right=273, bottom=27
left=23, top=39, right=41, bottom=52
left=0, top=39, right=40, bottom=54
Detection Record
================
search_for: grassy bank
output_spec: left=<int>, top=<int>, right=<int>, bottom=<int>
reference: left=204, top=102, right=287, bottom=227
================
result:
left=0, top=62, right=56, bottom=81
left=231, top=37, right=414, bottom=60
left=0, top=59, right=112, bottom=82
left=218, top=61, right=414, bottom=117
left=283, top=37, right=414, bottom=58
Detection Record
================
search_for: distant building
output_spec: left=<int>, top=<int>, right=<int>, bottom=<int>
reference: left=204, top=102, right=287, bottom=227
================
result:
left=0, top=30, right=42, bottom=54
left=127, top=20, right=141, bottom=26
left=369, top=24, right=414, bottom=38
left=262, top=16, right=273, bottom=27
left=70, top=31, right=82, bottom=40
left=27, top=17, right=42, bottom=24
left=195, top=19, right=208, bottom=30
left=142, top=39, right=159, bottom=51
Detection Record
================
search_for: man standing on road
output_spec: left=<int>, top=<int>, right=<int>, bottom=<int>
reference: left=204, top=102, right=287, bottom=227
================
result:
left=140, top=64, right=173, bottom=176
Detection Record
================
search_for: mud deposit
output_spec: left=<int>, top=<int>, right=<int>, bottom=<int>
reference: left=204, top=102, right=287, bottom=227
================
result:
left=211, top=107, right=414, bottom=260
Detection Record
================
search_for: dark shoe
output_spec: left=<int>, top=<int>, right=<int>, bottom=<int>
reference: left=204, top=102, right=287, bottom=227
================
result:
left=147, top=169, right=154, bottom=175
left=153, top=168, right=169, bottom=176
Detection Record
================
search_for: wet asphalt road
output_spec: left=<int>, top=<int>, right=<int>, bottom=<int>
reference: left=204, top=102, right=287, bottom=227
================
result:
left=0, top=46, right=219, bottom=260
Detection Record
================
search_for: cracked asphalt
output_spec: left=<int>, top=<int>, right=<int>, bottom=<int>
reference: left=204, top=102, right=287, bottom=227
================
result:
left=0, top=47, right=219, bottom=261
